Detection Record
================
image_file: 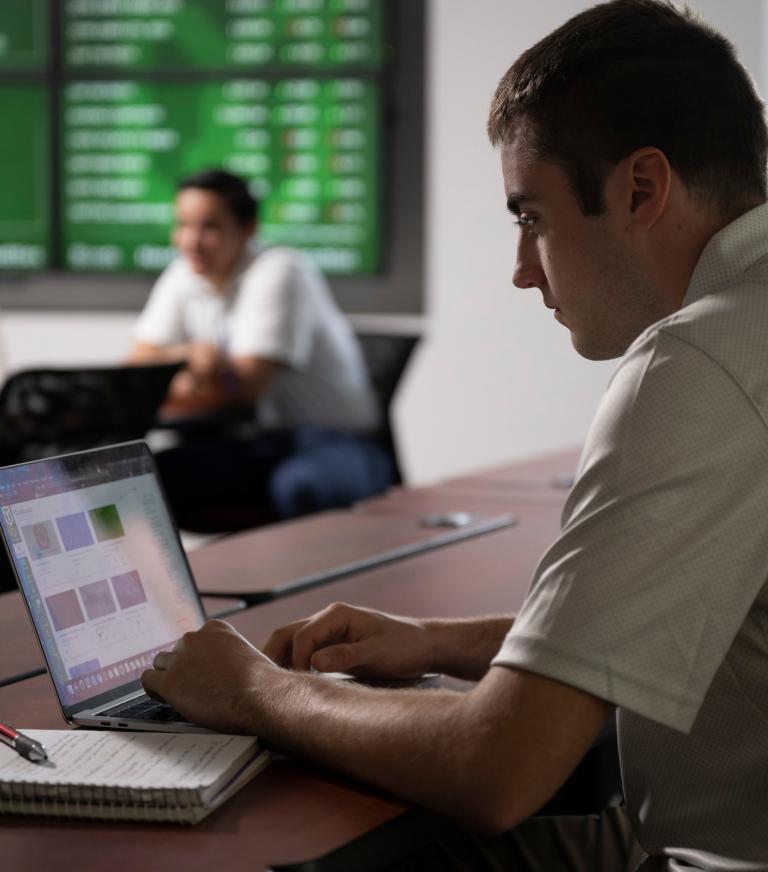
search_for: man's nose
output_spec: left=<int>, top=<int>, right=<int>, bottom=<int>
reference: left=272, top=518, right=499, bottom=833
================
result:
left=513, top=238, right=544, bottom=290
left=182, top=228, right=203, bottom=250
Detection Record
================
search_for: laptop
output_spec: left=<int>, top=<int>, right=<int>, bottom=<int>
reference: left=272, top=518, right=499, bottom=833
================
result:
left=0, top=441, right=209, bottom=732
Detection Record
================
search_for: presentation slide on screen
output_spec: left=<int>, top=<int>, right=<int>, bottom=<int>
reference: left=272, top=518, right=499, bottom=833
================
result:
left=0, top=0, right=385, bottom=275
left=62, top=77, right=380, bottom=273
left=1, top=473, right=201, bottom=706
left=62, top=0, right=383, bottom=70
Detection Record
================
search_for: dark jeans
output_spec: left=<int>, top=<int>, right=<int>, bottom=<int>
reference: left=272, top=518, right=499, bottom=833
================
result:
left=395, top=806, right=649, bottom=872
left=155, top=425, right=395, bottom=530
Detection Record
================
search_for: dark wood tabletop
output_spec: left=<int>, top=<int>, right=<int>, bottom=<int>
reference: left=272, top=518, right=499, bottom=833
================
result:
left=189, top=508, right=516, bottom=602
left=441, top=446, right=581, bottom=493
left=355, top=481, right=569, bottom=514
left=214, top=501, right=562, bottom=649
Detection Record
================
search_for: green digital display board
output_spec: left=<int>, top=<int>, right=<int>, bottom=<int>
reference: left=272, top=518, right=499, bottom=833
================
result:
left=63, top=0, right=383, bottom=69
left=0, top=0, right=387, bottom=277
left=0, top=84, right=50, bottom=270
left=62, top=76, right=379, bottom=272
left=0, top=0, right=48, bottom=70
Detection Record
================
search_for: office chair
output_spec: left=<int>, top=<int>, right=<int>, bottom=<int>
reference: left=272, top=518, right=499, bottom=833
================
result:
left=354, top=331, right=420, bottom=485
left=0, top=362, right=181, bottom=467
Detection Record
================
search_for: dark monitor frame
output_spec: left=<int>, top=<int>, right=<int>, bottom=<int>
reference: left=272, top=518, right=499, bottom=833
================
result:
left=0, top=0, right=425, bottom=316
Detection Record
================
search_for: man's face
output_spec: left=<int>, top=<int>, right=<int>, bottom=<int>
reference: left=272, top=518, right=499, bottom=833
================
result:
left=172, top=188, right=253, bottom=282
left=500, top=125, right=664, bottom=360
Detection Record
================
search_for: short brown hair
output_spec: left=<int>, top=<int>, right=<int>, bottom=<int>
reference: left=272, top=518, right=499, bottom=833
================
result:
left=488, top=0, right=768, bottom=215
left=178, top=168, right=258, bottom=226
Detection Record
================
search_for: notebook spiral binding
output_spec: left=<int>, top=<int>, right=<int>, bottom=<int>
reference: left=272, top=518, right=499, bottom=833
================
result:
left=0, top=779, right=203, bottom=824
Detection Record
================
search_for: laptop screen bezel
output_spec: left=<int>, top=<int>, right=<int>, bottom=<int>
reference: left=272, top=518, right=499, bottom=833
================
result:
left=0, top=440, right=206, bottom=719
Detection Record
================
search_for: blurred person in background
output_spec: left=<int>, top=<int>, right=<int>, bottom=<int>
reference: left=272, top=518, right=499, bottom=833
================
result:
left=130, top=168, right=392, bottom=530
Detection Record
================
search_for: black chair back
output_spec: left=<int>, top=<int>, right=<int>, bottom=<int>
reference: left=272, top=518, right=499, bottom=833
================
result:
left=356, top=332, right=420, bottom=484
left=0, top=362, right=182, bottom=466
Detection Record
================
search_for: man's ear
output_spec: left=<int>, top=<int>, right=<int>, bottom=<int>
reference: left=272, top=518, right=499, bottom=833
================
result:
left=624, top=147, right=671, bottom=230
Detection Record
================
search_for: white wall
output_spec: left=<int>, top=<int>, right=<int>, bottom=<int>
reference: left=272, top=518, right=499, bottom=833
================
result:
left=1, top=0, right=765, bottom=485
left=0, top=312, right=135, bottom=375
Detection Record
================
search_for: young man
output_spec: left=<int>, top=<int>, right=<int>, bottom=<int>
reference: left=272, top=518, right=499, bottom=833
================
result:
left=142, top=3, right=768, bottom=868
left=130, top=169, right=392, bottom=527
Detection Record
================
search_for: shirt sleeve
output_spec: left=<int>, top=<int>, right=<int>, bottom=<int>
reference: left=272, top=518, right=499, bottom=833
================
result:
left=132, top=260, right=188, bottom=346
left=493, top=329, right=768, bottom=733
left=228, top=249, right=316, bottom=367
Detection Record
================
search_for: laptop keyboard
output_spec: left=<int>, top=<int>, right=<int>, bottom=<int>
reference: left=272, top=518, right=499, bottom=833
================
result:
left=97, top=696, right=188, bottom=723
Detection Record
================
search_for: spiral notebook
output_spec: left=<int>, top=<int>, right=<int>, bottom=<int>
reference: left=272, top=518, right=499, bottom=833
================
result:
left=0, top=729, right=269, bottom=824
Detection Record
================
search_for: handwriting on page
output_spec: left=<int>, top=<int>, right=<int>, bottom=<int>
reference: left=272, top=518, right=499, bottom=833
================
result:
left=0, top=730, right=253, bottom=789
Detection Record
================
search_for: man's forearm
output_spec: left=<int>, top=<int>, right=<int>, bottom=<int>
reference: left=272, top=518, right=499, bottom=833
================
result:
left=230, top=355, right=280, bottom=402
left=252, top=613, right=521, bottom=817
left=248, top=666, right=512, bottom=829
left=143, top=620, right=611, bottom=833
left=422, top=615, right=514, bottom=680
left=239, top=655, right=608, bottom=833
left=128, top=341, right=189, bottom=364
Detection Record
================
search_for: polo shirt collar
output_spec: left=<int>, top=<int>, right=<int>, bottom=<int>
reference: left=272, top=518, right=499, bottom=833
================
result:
left=683, top=201, right=768, bottom=307
left=196, top=243, right=259, bottom=299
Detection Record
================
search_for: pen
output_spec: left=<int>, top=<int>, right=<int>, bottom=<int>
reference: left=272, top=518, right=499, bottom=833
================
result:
left=0, top=719, right=48, bottom=764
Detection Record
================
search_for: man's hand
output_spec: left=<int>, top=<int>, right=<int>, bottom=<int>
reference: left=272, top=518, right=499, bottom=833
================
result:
left=263, top=603, right=432, bottom=678
left=141, top=620, right=275, bottom=732
left=165, top=342, right=238, bottom=411
left=185, top=341, right=228, bottom=380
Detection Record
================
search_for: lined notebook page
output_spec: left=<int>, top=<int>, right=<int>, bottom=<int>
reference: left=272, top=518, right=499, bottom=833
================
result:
left=0, top=730, right=258, bottom=795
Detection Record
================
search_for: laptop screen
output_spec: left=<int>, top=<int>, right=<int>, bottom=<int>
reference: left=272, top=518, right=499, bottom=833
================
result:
left=0, top=442, right=204, bottom=712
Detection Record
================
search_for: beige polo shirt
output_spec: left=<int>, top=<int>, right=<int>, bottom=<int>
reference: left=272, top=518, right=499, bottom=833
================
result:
left=494, top=203, right=768, bottom=870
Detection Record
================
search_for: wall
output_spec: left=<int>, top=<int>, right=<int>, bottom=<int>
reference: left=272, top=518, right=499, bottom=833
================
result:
left=0, top=312, right=135, bottom=375
left=1, top=0, right=764, bottom=484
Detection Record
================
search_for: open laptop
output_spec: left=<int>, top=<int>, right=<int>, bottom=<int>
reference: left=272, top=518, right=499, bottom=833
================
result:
left=0, top=441, right=209, bottom=732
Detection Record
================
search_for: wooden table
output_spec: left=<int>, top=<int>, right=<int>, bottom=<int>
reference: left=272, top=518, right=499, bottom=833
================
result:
left=189, top=508, right=515, bottom=603
left=441, top=447, right=581, bottom=493
left=355, top=482, right=568, bottom=515
left=201, top=507, right=557, bottom=652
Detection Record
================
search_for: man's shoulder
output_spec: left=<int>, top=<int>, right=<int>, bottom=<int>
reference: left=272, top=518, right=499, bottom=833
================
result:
left=247, top=245, right=317, bottom=277
left=623, top=274, right=768, bottom=378
left=239, top=246, right=330, bottom=309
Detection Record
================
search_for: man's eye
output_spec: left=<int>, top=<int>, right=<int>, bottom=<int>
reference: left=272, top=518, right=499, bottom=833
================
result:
left=513, top=215, right=537, bottom=228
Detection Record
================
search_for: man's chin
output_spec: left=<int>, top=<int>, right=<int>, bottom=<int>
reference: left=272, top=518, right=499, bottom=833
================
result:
left=570, top=333, right=625, bottom=361
left=187, top=259, right=209, bottom=275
